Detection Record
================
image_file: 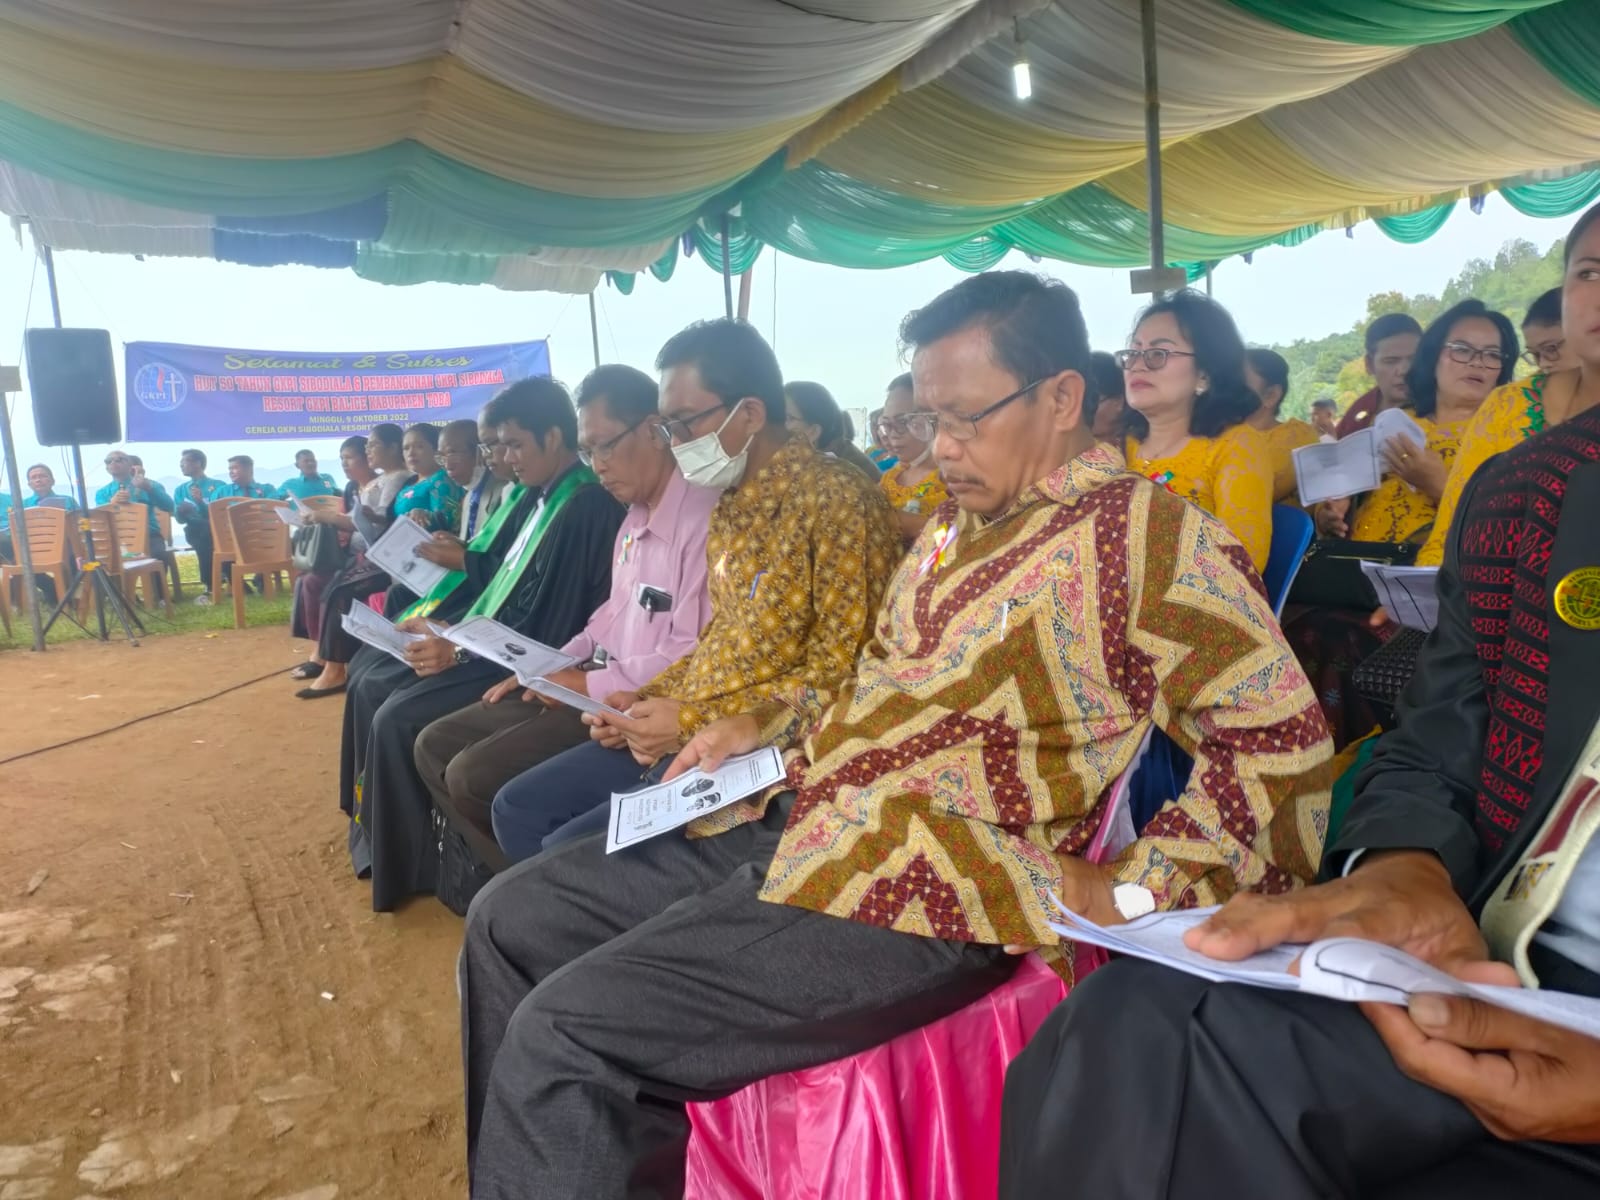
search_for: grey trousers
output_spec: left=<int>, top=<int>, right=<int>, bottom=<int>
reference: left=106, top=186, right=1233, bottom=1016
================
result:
left=1000, top=958, right=1600, bottom=1199
left=414, top=698, right=588, bottom=872
left=460, top=796, right=1014, bottom=1200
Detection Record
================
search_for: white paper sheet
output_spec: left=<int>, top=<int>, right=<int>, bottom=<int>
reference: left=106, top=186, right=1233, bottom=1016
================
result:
left=274, top=505, right=306, bottom=527
left=523, top=676, right=627, bottom=719
left=365, top=515, right=448, bottom=592
left=1047, top=902, right=1600, bottom=1041
left=1358, top=562, right=1440, bottom=630
left=441, top=616, right=578, bottom=681
left=1372, top=407, right=1427, bottom=453
left=1293, top=429, right=1383, bottom=505
left=606, top=748, right=786, bottom=853
left=339, top=602, right=424, bottom=665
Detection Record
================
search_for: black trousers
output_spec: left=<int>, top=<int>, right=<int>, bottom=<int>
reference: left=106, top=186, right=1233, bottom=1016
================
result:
left=460, top=799, right=1014, bottom=1200
left=1000, top=958, right=1600, bottom=1199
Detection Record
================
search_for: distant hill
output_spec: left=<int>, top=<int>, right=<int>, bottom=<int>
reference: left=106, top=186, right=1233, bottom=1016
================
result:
left=1268, top=237, right=1565, bottom=422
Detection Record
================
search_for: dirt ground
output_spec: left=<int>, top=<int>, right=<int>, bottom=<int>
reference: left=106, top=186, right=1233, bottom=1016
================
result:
left=1, top=629, right=467, bottom=1199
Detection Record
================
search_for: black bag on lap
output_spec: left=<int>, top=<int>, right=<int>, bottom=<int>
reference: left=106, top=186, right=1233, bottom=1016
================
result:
left=1286, top=539, right=1420, bottom=610
left=291, top=523, right=344, bottom=574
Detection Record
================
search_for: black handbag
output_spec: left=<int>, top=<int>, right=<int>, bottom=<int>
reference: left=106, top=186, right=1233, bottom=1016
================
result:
left=291, top=522, right=343, bottom=574
left=1286, top=539, right=1420, bottom=610
left=1352, top=627, right=1430, bottom=725
left=433, top=807, right=495, bottom=917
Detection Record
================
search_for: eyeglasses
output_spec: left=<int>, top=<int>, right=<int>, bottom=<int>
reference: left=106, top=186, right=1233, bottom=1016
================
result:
left=1522, top=339, right=1566, bottom=368
left=577, top=420, right=648, bottom=467
left=876, top=414, right=919, bottom=437
left=1444, top=341, right=1508, bottom=368
left=901, top=378, right=1044, bottom=443
left=476, top=442, right=498, bottom=460
left=1115, top=348, right=1197, bottom=371
left=662, top=402, right=728, bottom=444
left=441, top=445, right=477, bottom=460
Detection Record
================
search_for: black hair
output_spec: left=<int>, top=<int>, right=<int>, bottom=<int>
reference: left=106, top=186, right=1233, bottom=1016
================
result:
left=887, top=372, right=913, bottom=393
left=481, top=376, right=578, bottom=450
left=1086, top=351, right=1124, bottom=405
left=1123, top=289, right=1257, bottom=439
left=1405, top=299, right=1518, bottom=418
left=1364, top=312, right=1424, bottom=357
left=228, top=454, right=253, bottom=469
left=899, top=271, right=1091, bottom=397
left=1524, top=287, right=1562, bottom=328
left=403, top=422, right=441, bottom=450
left=1566, top=201, right=1600, bottom=266
left=295, top=448, right=315, bottom=460
left=1245, top=347, right=1291, bottom=414
left=127, top=455, right=143, bottom=467
left=26, top=462, right=51, bottom=477
left=180, top=448, right=206, bottom=467
left=1312, top=397, right=1337, bottom=411
left=655, top=319, right=784, bottom=427
left=339, top=435, right=368, bottom=458
left=784, top=381, right=845, bottom=447
left=370, top=423, right=405, bottom=449
left=576, top=364, right=659, bottom=426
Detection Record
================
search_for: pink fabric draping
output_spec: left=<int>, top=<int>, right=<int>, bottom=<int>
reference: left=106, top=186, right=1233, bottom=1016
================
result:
left=684, top=949, right=1096, bottom=1200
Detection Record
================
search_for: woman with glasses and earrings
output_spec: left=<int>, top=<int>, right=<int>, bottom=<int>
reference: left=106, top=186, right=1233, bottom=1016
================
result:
left=783, top=381, right=881, bottom=482
left=876, top=372, right=950, bottom=544
left=1417, top=208, right=1600, bottom=564
left=1120, top=289, right=1273, bottom=570
left=1317, top=299, right=1516, bottom=546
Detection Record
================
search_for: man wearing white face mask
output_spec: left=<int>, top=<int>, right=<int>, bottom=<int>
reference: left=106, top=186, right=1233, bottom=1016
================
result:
left=487, top=318, right=902, bottom=861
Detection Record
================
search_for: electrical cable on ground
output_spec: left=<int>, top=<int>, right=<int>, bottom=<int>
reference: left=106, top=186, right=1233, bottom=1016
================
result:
left=0, top=665, right=292, bottom=766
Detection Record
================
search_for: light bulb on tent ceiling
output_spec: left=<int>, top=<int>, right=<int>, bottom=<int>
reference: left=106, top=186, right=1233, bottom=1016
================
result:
left=1012, top=19, right=1032, bottom=101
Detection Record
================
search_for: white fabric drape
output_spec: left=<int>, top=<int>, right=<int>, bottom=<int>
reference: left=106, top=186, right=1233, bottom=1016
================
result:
left=937, top=0, right=1411, bottom=140
left=0, top=0, right=453, bottom=69
left=454, top=0, right=977, bottom=133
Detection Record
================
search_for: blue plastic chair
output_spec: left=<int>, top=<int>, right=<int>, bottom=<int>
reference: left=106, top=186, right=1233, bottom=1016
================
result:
left=1263, top=504, right=1315, bottom=617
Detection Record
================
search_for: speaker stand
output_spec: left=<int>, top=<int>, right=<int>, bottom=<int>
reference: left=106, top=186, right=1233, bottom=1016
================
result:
left=43, top=443, right=145, bottom=646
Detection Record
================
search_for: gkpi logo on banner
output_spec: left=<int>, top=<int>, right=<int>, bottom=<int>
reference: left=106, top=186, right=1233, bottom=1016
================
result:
left=132, top=361, right=188, bottom=412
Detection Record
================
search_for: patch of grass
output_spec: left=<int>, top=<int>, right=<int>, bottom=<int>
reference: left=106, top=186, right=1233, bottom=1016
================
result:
left=1, top=551, right=293, bottom=650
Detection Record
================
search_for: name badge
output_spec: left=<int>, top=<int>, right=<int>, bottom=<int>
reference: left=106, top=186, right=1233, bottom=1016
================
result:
left=1554, top=567, right=1600, bottom=631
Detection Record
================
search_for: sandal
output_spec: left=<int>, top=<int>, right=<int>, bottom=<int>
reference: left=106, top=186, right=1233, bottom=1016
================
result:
left=289, top=662, right=325, bottom=681
left=297, top=683, right=346, bottom=699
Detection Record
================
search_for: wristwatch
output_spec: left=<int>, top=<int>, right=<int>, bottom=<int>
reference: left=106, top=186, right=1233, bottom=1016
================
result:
left=452, top=647, right=471, bottom=666
left=1111, top=883, right=1156, bottom=921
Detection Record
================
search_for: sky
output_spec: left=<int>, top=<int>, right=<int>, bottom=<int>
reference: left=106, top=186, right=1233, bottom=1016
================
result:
left=0, top=195, right=1577, bottom=497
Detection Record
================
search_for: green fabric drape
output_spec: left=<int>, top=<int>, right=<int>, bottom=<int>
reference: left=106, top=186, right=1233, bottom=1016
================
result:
left=1222, top=0, right=1560, bottom=46
left=1499, top=168, right=1600, bottom=216
left=1509, top=1, right=1600, bottom=108
left=1374, top=202, right=1458, bottom=242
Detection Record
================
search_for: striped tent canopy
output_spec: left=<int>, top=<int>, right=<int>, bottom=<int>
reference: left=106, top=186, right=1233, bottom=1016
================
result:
left=1, top=0, right=1598, bottom=293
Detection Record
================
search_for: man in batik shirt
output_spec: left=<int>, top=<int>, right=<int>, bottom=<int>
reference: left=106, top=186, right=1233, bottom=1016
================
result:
left=460, top=276, right=1333, bottom=1199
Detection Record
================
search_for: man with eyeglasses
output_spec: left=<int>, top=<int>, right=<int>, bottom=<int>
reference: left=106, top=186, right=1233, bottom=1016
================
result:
left=458, top=279, right=1330, bottom=1198
left=414, top=365, right=716, bottom=885
left=484, top=319, right=901, bottom=863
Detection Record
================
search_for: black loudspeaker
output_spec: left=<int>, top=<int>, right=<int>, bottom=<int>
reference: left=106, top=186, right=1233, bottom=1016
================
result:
left=25, top=327, right=121, bottom=446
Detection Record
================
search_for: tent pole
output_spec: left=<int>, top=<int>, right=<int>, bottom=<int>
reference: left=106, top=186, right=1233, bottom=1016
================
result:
left=1139, top=0, right=1166, bottom=286
left=737, top=258, right=754, bottom=322
left=588, top=291, right=601, bottom=369
left=0, top=372, right=44, bottom=651
left=720, top=214, right=735, bottom=319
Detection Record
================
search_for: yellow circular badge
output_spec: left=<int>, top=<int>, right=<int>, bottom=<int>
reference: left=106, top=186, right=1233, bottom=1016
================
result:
left=1554, top=567, right=1600, bottom=630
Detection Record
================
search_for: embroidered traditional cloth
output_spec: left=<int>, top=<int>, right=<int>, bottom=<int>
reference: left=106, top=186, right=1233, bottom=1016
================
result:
left=1418, top=377, right=1548, bottom=566
left=695, top=444, right=1332, bottom=968
left=1347, top=414, right=1462, bottom=544
left=1124, top=425, right=1273, bottom=570
left=880, top=461, right=949, bottom=516
left=1458, top=408, right=1600, bottom=849
left=636, top=437, right=901, bottom=739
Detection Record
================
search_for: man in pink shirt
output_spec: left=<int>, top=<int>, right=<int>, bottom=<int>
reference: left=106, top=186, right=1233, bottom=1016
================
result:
left=415, top=364, right=715, bottom=874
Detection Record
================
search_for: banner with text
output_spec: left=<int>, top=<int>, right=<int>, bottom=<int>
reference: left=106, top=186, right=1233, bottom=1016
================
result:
left=123, top=340, right=551, bottom=441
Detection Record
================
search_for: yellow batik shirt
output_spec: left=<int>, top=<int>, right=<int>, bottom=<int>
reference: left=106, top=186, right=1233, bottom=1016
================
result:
left=636, top=437, right=902, bottom=739
left=1418, top=378, right=1547, bottom=566
left=695, top=444, right=1332, bottom=974
left=1125, top=424, right=1273, bottom=571
left=1349, top=415, right=1462, bottom=544
left=1263, top=419, right=1320, bottom=505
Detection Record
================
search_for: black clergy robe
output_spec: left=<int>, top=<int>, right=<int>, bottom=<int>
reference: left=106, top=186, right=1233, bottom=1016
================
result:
left=339, top=468, right=623, bottom=910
